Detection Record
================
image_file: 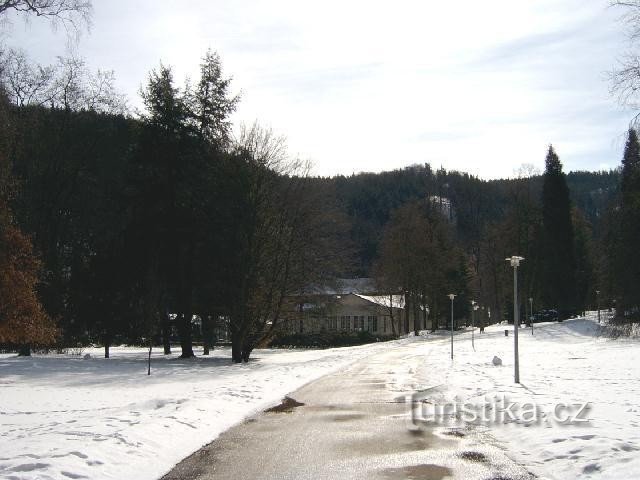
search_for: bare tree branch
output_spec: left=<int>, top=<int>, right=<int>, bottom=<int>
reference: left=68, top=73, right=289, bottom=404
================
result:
left=0, top=0, right=92, bottom=38
left=0, top=48, right=127, bottom=113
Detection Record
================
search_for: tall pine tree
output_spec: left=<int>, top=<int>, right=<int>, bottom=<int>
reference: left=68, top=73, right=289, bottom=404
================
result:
left=615, top=129, right=640, bottom=318
left=540, top=146, right=576, bottom=317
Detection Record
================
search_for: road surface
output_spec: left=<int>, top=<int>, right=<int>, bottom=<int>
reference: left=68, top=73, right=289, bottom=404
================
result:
left=162, top=342, right=534, bottom=480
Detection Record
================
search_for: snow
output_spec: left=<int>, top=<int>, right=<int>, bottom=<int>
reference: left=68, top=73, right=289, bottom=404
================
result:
left=0, top=341, right=404, bottom=480
left=1, top=316, right=639, bottom=480
left=354, top=294, right=405, bottom=308
left=396, top=315, right=640, bottom=480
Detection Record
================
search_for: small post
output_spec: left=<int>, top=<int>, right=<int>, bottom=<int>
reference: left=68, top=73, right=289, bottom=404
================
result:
left=529, top=297, right=533, bottom=335
left=596, top=290, right=601, bottom=324
left=148, top=339, right=152, bottom=376
left=472, top=304, right=479, bottom=351
left=471, top=301, right=475, bottom=350
left=448, top=294, right=456, bottom=359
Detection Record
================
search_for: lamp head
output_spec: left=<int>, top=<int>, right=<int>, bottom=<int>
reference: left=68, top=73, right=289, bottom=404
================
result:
left=506, top=255, right=524, bottom=267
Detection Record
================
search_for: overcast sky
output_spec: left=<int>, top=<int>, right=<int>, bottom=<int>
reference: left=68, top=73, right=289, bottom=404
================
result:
left=2, top=0, right=634, bottom=178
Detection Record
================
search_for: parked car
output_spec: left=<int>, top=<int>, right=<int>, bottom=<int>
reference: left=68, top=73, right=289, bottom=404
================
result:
left=532, top=310, right=559, bottom=322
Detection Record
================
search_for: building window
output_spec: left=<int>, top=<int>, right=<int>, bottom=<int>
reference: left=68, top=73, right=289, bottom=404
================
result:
left=383, top=317, right=387, bottom=333
left=368, top=315, right=377, bottom=332
left=300, top=319, right=304, bottom=333
left=328, top=316, right=337, bottom=331
left=340, top=316, right=350, bottom=331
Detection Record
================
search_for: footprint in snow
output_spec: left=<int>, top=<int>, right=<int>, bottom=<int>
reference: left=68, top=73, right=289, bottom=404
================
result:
left=8, top=463, right=50, bottom=472
left=583, top=463, right=601, bottom=474
left=61, top=471, right=88, bottom=479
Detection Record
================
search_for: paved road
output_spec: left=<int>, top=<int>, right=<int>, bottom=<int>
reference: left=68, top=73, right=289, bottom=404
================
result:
left=162, top=343, right=534, bottom=480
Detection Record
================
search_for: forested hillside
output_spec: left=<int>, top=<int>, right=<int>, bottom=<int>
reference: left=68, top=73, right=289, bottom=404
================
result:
left=323, top=166, right=618, bottom=275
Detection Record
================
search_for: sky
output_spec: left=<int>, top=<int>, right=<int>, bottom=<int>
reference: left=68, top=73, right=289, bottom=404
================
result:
left=1, top=0, right=635, bottom=178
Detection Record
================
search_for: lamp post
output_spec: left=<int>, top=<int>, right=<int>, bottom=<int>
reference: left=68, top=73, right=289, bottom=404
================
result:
left=448, top=294, right=456, bottom=359
left=596, top=290, right=601, bottom=324
left=506, top=256, right=524, bottom=384
left=529, top=297, right=533, bottom=335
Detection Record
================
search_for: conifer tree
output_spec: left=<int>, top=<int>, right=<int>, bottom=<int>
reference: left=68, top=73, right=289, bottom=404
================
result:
left=615, top=129, right=640, bottom=317
left=540, top=146, right=576, bottom=317
left=190, top=49, right=240, bottom=146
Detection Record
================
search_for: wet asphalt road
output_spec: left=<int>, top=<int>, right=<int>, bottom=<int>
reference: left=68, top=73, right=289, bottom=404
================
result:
left=162, top=343, right=536, bottom=480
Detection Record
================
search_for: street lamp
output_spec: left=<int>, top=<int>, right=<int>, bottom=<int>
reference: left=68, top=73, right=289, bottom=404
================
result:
left=506, top=256, right=524, bottom=384
left=596, top=290, right=601, bottom=324
left=529, top=297, right=534, bottom=334
left=448, top=293, right=456, bottom=359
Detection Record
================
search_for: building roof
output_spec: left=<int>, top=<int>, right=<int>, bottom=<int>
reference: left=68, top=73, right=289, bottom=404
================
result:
left=354, top=294, right=405, bottom=309
left=302, top=278, right=379, bottom=295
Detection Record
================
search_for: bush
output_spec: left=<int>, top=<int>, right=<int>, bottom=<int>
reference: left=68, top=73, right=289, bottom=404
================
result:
left=269, top=331, right=394, bottom=348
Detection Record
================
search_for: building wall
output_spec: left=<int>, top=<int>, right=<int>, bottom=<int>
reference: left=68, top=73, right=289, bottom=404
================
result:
left=284, top=294, right=429, bottom=335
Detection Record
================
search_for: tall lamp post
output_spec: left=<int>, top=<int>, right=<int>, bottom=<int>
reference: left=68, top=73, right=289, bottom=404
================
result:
left=448, top=294, right=456, bottom=359
left=596, top=290, right=601, bottom=324
left=506, top=256, right=524, bottom=384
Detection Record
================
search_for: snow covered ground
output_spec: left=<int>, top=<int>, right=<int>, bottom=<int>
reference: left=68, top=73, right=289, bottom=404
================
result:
left=1, top=316, right=638, bottom=480
left=0, top=341, right=403, bottom=480
left=395, top=316, right=640, bottom=480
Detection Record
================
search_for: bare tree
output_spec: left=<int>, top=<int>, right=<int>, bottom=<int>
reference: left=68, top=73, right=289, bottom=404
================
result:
left=0, top=48, right=127, bottom=113
left=610, top=1, right=640, bottom=117
left=1, top=48, right=56, bottom=106
left=0, top=0, right=92, bottom=36
left=226, top=123, right=348, bottom=361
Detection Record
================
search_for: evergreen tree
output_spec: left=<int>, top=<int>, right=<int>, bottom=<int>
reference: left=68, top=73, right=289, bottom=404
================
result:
left=540, top=146, right=576, bottom=317
left=133, top=63, right=197, bottom=358
left=572, top=208, right=595, bottom=314
left=189, top=49, right=240, bottom=146
left=615, top=129, right=640, bottom=318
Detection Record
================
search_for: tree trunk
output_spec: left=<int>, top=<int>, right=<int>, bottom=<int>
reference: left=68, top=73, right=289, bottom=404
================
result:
left=231, top=330, right=243, bottom=363
left=178, top=312, right=195, bottom=358
left=242, top=342, right=252, bottom=362
left=162, top=310, right=172, bottom=355
left=412, top=294, right=420, bottom=335
left=202, top=314, right=210, bottom=355
left=18, top=344, right=31, bottom=356
left=404, top=293, right=410, bottom=334
left=103, top=330, right=111, bottom=358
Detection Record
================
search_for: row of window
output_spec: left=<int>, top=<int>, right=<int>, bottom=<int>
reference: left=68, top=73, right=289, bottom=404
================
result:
left=326, top=315, right=384, bottom=333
